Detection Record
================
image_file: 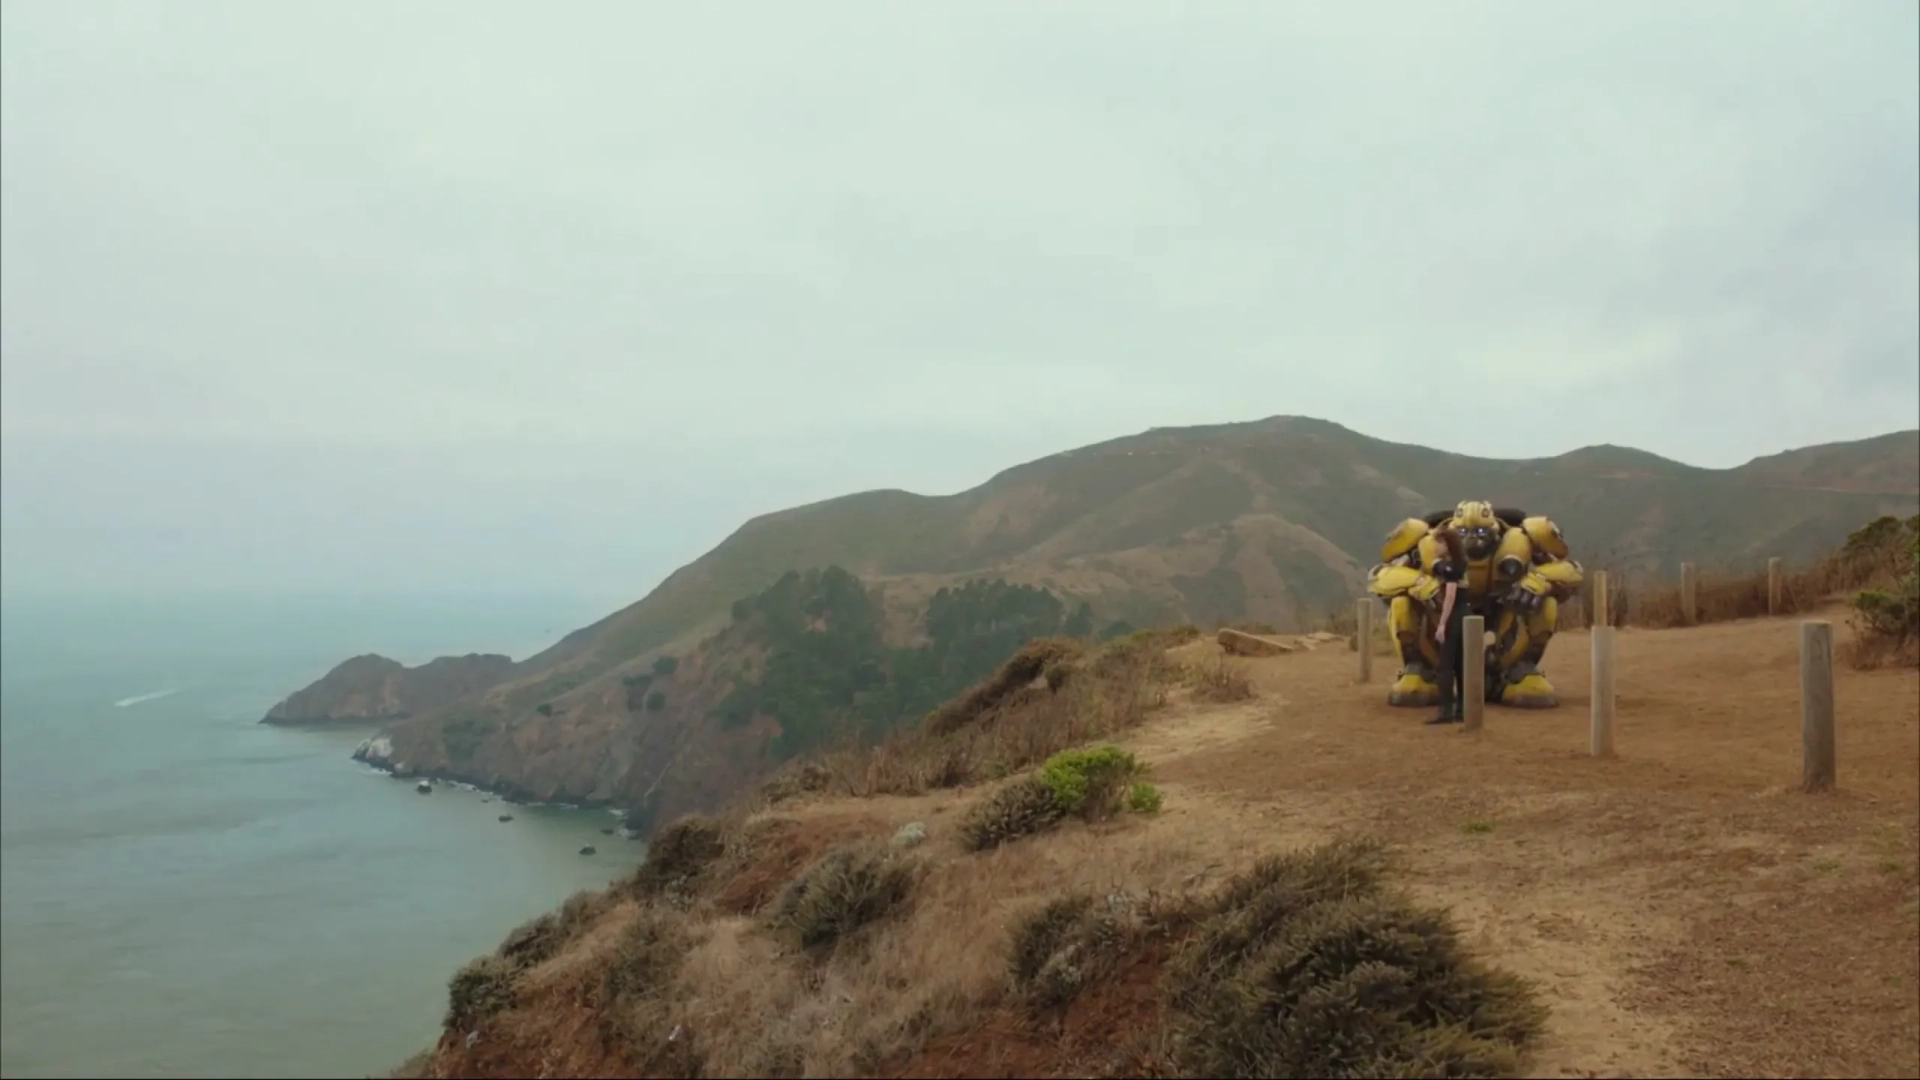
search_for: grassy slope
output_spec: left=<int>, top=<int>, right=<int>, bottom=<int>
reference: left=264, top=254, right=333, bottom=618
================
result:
left=343, top=420, right=1915, bottom=820
left=395, top=552, right=1920, bottom=1079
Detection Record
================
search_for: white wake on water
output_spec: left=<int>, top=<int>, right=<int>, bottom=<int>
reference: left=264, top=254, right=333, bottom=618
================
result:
left=113, top=688, right=182, bottom=708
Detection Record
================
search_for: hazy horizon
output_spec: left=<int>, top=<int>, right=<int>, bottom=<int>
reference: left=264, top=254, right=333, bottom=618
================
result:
left=5, top=1, right=1917, bottom=601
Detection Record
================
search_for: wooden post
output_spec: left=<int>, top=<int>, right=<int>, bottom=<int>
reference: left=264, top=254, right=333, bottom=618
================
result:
left=1767, top=557, right=1783, bottom=616
left=1801, top=620, right=1835, bottom=792
left=1680, top=562, right=1698, bottom=626
left=1590, top=625, right=1616, bottom=757
left=1462, top=614, right=1485, bottom=732
left=1356, top=599, right=1373, bottom=682
left=1592, top=569, right=1610, bottom=629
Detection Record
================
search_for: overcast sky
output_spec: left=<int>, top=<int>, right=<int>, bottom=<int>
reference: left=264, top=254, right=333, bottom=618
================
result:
left=3, top=0, right=1916, bottom=602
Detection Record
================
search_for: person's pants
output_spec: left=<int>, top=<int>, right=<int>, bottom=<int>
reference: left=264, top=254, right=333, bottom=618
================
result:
left=1434, top=587, right=1469, bottom=714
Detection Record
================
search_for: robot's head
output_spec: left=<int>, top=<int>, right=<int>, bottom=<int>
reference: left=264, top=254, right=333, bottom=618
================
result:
left=1451, top=500, right=1501, bottom=561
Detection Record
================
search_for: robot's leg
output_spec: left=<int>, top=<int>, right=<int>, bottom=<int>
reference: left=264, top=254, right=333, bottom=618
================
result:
left=1386, top=596, right=1441, bottom=707
left=1499, top=598, right=1560, bottom=709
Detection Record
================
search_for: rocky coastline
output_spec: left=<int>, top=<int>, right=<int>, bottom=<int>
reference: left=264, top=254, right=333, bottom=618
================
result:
left=350, top=735, right=643, bottom=834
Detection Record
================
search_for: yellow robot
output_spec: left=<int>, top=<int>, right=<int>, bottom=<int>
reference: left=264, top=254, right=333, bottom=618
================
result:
left=1366, top=500, right=1583, bottom=709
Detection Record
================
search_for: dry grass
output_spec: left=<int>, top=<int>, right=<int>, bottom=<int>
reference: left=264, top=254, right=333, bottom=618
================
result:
left=770, top=633, right=1179, bottom=802
left=1186, top=653, right=1256, bottom=703
left=1610, top=517, right=1913, bottom=631
left=923, top=637, right=1085, bottom=737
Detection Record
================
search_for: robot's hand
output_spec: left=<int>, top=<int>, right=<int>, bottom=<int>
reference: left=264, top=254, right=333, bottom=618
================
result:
left=1504, top=577, right=1549, bottom=615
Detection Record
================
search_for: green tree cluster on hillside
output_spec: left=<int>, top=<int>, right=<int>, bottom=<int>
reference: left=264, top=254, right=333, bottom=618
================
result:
left=711, top=570, right=1091, bottom=761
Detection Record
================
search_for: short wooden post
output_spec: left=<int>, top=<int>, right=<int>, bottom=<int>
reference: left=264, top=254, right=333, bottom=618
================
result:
left=1680, top=562, right=1698, bottom=626
left=1592, top=569, right=1610, bottom=628
left=1590, top=625, right=1616, bottom=757
left=1801, top=620, right=1835, bottom=792
left=1767, top=557, right=1783, bottom=616
left=1462, top=614, right=1485, bottom=731
left=1356, top=599, right=1373, bottom=682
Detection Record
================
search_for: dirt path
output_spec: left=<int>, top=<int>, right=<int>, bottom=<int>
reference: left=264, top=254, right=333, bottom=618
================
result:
left=1139, top=609, right=1919, bottom=1078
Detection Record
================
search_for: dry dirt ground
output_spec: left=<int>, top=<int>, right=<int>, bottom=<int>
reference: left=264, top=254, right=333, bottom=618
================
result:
left=1131, top=605, right=1919, bottom=1078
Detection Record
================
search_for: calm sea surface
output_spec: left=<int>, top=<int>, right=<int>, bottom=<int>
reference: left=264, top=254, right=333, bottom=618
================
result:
left=0, top=594, right=644, bottom=1079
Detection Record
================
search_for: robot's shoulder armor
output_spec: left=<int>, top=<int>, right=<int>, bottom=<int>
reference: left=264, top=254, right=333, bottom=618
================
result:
left=1367, top=562, right=1426, bottom=598
left=1521, top=516, right=1571, bottom=560
left=1493, top=525, right=1534, bottom=578
left=1380, top=518, right=1431, bottom=562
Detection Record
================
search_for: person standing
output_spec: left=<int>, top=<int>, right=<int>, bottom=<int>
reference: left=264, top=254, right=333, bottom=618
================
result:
left=1426, top=527, right=1471, bottom=726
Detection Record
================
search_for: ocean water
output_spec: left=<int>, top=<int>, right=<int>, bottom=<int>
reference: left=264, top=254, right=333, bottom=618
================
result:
left=0, top=594, right=646, bottom=1080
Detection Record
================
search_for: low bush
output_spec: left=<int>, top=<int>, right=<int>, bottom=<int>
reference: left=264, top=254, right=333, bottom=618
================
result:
left=961, top=746, right=1158, bottom=850
left=1007, top=893, right=1127, bottom=1008
left=1040, top=745, right=1149, bottom=819
left=1165, top=836, right=1546, bottom=1079
left=1845, top=515, right=1919, bottom=668
left=1189, top=653, right=1256, bottom=702
left=770, top=843, right=918, bottom=949
left=959, top=777, right=1066, bottom=850
left=623, top=814, right=729, bottom=902
left=444, top=954, right=518, bottom=1032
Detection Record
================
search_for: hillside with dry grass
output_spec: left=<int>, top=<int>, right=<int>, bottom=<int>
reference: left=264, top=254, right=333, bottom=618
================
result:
left=315, top=420, right=1916, bottom=834
left=392, top=604, right=1917, bottom=1078
left=383, top=521, right=1920, bottom=1080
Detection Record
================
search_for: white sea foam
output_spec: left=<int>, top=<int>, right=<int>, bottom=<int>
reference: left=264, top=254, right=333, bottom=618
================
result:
left=113, top=688, right=181, bottom=708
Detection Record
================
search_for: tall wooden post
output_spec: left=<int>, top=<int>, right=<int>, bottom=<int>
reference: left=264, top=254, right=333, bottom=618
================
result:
left=1801, top=621, right=1836, bottom=792
left=1356, top=599, right=1373, bottom=683
left=1592, top=569, right=1610, bottom=629
left=1768, top=558, right=1784, bottom=616
left=1590, top=625, right=1616, bottom=757
left=1462, top=615, right=1486, bottom=732
left=1680, top=562, right=1698, bottom=626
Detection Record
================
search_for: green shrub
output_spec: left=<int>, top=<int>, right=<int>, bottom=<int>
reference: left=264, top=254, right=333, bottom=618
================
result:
left=960, top=747, right=1158, bottom=850
left=1127, top=781, right=1164, bottom=814
left=1040, top=745, right=1148, bottom=819
left=645, top=690, right=667, bottom=712
left=653, top=655, right=680, bottom=676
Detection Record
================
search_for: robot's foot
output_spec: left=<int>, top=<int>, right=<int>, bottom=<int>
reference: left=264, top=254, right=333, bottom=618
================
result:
left=1387, top=670, right=1441, bottom=708
left=1499, top=672, right=1559, bottom=709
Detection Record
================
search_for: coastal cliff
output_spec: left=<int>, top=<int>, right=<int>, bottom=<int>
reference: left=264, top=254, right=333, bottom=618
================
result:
left=262, top=652, right=515, bottom=726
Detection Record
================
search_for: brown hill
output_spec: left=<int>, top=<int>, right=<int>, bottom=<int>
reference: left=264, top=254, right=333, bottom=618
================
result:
left=1728, top=428, right=1920, bottom=494
left=327, top=418, right=1917, bottom=824
left=261, top=652, right=513, bottom=725
left=513, top=418, right=1918, bottom=688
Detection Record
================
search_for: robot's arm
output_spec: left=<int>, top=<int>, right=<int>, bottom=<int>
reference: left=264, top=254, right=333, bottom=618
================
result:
left=1369, top=529, right=1454, bottom=604
left=1507, top=516, right=1582, bottom=604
